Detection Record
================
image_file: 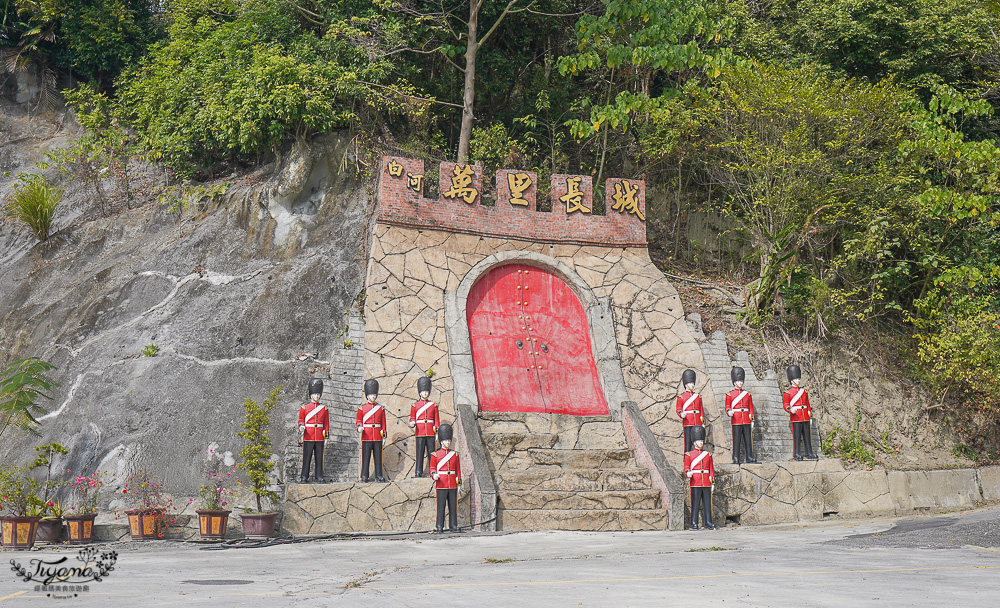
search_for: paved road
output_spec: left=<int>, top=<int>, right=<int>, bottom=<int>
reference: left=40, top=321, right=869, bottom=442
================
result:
left=3, top=507, right=999, bottom=606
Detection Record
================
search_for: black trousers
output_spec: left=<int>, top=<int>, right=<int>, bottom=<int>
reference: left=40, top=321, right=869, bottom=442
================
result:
left=301, top=441, right=324, bottom=479
left=691, top=486, right=713, bottom=528
left=683, top=426, right=697, bottom=452
left=792, top=421, right=815, bottom=458
left=415, top=436, right=435, bottom=476
left=732, top=424, right=755, bottom=463
left=361, top=440, right=384, bottom=480
left=436, top=488, right=458, bottom=531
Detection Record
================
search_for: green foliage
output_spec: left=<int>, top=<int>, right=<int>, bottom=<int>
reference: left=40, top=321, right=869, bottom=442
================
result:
left=7, top=0, right=159, bottom=84
left=115, top=0, right=417, bottom=175
left=0, top=357, right=58, bottom=439
left=237, top=385, right=282, bottom=512
left=722, top=0, right=1000, bottom=93
left=31, top=441, right=68, bottom=502
left=141, top=344, right=159, bottom=357
left=469, top=123, right=527, bottom=175
left=343, top=339, right=354, bottom=349
left=822, top=409, right=877, bottom=466
left=952, top=443, right=978, bottom=461
left=558, top=0, right=733, bottom=139
left=4, top=174, right=63, bottom=241
left=0, top=463, right=41, bottom=517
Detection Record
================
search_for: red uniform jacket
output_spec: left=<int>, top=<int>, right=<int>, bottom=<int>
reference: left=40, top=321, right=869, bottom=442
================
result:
left=409, top=399, right=440, bottom=437
left=783, top=386, right=811, bottom=423
left=356, top=401, right=387, bottom=441
left=725, top=388, right=755, bottom=426
left=683, top=448, right=715, bottom=487
left=676, top=390, right=704, bottom=427
left=298, top=401, right=329, bottom=441
left=429, top=448, right=461, bottom=490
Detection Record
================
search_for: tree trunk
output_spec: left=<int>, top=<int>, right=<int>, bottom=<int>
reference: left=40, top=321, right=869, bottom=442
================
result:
left=457, top=0, right=480, bottom=164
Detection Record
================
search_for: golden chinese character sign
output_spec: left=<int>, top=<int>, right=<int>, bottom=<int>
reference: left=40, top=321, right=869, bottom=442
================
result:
left=606, top=178, right=646, bottom=222
left=551, top=174, right=593, bottom=215
left=497, top=169, right=537, bottom=209
left=441, top=163, right=480, bottom=204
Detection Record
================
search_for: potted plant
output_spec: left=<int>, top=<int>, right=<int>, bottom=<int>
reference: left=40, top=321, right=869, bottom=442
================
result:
left=193, top=449, right=240, bottom=540
left=31, top=442, right=70, bottom=544
left=65, top=472, right=103, bottom=544
left=0, top=465, right=43, bottom=549
left=120, top=469, right=174, bottom=540
left=237, top=386, right=282, bottom=539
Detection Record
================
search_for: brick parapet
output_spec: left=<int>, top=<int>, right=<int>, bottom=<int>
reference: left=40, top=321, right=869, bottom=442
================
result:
left=377, top=156, right=646, bottom=247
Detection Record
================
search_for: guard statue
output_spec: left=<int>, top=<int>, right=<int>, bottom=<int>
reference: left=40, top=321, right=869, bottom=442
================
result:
left=683, top=425, right=715, bottom=530
left=725, top=367, right=757, bottom=464
left=298, top=378, right=329, bottom=483
left=409, top=376, right=440, bottom=478
left=676, top=369, right=705, bottom=452
left=429, top=423, right=462, bottom=533
left=357, top=379, right=388, bottom=482
left=783, top=365, right=818, bottom=461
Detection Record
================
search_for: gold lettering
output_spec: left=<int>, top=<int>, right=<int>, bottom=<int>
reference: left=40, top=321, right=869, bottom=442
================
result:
left=442, top=165, right=479, bottom=204
left=610, top=180, right=644, bottom=221
left=386, top=159, right=404, bottom=177
left=507, top=172, right=532, bottom=206
left=560, top=176, right=590, bottom=214
left=406, top=173, right=425, bottom=193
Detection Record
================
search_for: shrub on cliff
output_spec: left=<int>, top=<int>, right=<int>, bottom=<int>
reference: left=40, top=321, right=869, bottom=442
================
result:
left=4, top=175, right=63, bottom=241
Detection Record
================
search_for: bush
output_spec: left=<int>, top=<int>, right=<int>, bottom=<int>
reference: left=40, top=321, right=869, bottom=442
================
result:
left=238, top=386, right=282, bottom=513
left=4, top=175, right=63, bottom=241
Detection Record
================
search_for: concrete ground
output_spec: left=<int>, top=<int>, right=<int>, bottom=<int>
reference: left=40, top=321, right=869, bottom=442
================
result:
left=3, top=506, right=999, bottom=607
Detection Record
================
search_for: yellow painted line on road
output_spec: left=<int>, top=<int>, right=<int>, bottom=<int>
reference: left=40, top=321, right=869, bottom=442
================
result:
left=967, top=545, right=1000, bottom=552
left=359, top=565, right=1000, bottom=591
left=0, top=592, right=28, bottom=602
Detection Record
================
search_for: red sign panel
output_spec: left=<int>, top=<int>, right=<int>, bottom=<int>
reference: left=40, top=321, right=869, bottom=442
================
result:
left=467, top=264, right=609, bottom=415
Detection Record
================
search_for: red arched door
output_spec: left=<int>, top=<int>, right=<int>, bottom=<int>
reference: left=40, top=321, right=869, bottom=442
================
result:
left=466, top=263, right=609, bottom=415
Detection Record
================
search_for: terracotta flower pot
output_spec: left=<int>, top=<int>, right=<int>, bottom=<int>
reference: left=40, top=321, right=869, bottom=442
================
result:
left=0, top=516, right=41, bottom=549
left=35, top=517, right=64, bottom=543
left=196, top=510, right=231, bottom=539
left=240, top=512, right=278, bottom=539
left=126, top=509, right=166, bottom=540
left=64, top=513, right=98, bottom=544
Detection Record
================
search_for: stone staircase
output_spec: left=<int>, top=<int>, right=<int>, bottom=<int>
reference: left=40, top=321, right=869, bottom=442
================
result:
left=479, top=412, right=668, bottom=531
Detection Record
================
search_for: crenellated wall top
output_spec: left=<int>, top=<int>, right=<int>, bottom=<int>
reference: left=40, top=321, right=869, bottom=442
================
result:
left=377, top=156, right=646, bottom=247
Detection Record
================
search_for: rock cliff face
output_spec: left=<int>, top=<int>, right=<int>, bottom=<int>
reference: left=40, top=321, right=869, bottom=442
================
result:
left=1, top=113, right=368, bottom=506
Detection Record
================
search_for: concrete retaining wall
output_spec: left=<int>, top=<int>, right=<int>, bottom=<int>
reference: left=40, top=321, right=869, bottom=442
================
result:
left=715, top=463, right=1000, bottom=525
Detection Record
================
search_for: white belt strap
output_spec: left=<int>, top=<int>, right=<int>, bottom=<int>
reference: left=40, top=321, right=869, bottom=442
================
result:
left=790, top=388, right=804, bottom=407
left=731, top=391, right=748, bottom=408
left=305, top=423, right=324, bottom=428
left=690, top=451, right=709, bottom=469
left=682, top=393, right=699, bottom=415
left=305, top=405, right=325, bottom=423
left=417, top=420, right=435, bottom=424
left=437, top=450, right=455, bottom=470
left=363, top=405, right=382, bottom=424
left=732, top=408, right=749, bottom=413
left=691, top=469, right=710, bottom=474
left=362, top=424, right=382, bottom=428
left=416, top=402, right=434, bottom=419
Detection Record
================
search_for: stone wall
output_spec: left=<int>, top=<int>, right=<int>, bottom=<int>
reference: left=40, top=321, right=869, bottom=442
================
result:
left=282, top=479, right=470, bottom=534
left=363, top=224, right=724, bottom=478
left=714, top=462, right=1000, bottom=525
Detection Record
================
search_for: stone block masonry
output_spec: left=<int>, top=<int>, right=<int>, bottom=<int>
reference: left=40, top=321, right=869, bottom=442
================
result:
left=377, top=157, right=646, bottom=247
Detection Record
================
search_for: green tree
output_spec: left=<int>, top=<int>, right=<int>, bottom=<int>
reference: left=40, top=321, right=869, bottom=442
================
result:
left=558, top=0, right=732, bottom=184
left=237, top=386, right=282, bottom=513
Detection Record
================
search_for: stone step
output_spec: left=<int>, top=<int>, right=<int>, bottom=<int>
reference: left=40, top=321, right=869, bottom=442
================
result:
left=502, top=489, right=661, bottom=510
left=497, top=469, right=651, bottom=492
left=483, top=432, right=559, bottom=452
left=501, top=508, right=667, bottom=531
left=502, top=448, right=635, bottom=469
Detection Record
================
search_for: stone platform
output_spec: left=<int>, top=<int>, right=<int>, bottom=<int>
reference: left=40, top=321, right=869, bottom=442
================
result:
left=281, top=478, right=470, bottom=535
